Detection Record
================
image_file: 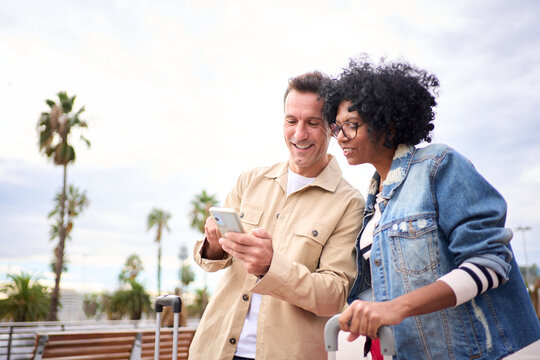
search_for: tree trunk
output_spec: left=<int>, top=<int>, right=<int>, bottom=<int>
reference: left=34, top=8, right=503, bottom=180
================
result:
left=47, top=164, right=68, bottom=321
left=157, top=243, right=162, bottom=295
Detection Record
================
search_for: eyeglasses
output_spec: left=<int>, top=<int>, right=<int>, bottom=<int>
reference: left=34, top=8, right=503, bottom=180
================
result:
left=330, top=122, right=360, bottom=140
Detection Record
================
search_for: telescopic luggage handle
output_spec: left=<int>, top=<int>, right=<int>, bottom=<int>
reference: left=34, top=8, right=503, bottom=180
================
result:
left=324, top=314, right=396, bottom=360
left=155, top=294, right=182, bottom=313
left=154, top=295, right=183, bottom=360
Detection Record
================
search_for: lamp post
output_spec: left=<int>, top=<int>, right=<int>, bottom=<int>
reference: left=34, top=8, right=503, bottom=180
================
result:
left=516, top=226, right=532, bottom=289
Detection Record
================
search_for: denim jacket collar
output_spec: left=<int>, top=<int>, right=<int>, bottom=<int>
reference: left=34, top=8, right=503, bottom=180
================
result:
left=365, top=144, right=415, bottom=213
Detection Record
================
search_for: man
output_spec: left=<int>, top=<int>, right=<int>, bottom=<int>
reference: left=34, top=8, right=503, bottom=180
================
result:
left=188, top=71, right=365, bottom=360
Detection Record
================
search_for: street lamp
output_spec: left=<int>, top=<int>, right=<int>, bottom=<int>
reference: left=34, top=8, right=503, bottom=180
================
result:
left=516, top=226, right=532, bottom=289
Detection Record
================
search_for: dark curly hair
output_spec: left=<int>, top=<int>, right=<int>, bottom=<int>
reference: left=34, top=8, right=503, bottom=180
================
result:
left=323, top=56, right=439, bottom=147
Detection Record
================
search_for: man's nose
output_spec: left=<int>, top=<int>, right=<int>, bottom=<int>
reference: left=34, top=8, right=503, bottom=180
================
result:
left=294, top=121, right=309, bottom=140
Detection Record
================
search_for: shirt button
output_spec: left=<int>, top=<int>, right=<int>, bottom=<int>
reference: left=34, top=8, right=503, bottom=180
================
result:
left=276, top=213, right=280, bottom=219
left=374, top=259, right=381, bottom=266
left=229, top=338, right=236, bottom=344
left=312, top=230, right=318, bottom=237
left=242, top=294, right=249, bottom=301
left=239, top=212, right=244, bottom=219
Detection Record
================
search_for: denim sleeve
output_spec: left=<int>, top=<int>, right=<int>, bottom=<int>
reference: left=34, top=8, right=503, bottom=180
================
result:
left=433, top=148, right=513, bottom=280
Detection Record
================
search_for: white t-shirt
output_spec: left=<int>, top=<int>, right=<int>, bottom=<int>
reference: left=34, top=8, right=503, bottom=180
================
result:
left=234, top=168, right=316, bottom=357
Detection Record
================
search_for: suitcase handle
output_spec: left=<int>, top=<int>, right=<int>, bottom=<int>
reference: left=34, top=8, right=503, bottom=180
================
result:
left=324, top=314, right=396, bottom=357
left=154, top=295, right=182, bottom=360
left=155, top=294, right=182, bottom=313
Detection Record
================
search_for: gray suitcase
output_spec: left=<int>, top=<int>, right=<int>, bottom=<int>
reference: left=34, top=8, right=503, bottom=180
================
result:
left=154, top=295, right=183, bottom=360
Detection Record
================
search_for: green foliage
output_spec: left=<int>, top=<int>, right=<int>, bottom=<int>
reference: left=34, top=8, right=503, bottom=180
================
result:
left=37, top=91, right=89, bottom=166
left=119, top=254, right=144, bottom=284
left=0, top=272, right=51, bottom=322
left=100, top=293, right=123, bottom=320
left=37, top=92, right=90, bottom=321
left=179, top=263, right=195, bottom=289
left=48, top=185, right=89, bottom=241
left=147, top=208, right=171, bottom=294
left=50, top=252, right=69, bottom=273
left=101, top=281, right=153, bottom=320
left=190, top=190, right=218, bottom=234
left=147, top=208, right=172, bottom=242
left=83, top=293, right=100, bottom=318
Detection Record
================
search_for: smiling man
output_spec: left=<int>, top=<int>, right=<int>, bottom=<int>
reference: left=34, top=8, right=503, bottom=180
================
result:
left=188, top=71, right=365, bottom=360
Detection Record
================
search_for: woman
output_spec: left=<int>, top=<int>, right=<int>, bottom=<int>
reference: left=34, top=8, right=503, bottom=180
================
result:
left=322, top=57, right=539, bottom=359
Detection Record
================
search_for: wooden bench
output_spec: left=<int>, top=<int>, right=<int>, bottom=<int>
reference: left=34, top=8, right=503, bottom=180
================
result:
left=137, top=330, right=195, bottom=360
left=33, top=328, right=196, bottom=360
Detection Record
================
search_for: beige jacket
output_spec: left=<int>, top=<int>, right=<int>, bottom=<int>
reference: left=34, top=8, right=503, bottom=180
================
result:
left=188, top=156, right=364, bottom=360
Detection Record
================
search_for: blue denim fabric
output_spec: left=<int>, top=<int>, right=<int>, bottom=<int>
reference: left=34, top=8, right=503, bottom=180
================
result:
left=348, top=144, right=540, bottom=359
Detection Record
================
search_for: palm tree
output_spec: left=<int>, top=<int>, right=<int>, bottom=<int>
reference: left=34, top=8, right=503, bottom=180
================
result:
left=119, top=254, right=144, bottom=284
left=100, top=293, right=123, bottom=320
left=112, top=280, right=153, bottom=320
left=37, top=91, right=90, bottom=320
left=190, top=190, right=218, bottom=234
left=147, top=208, right=171, bottom=294
left=48, top=185, right=89, bottom=240
left=48, top=185, right=89, bottom=292
left=179, top=263, right=195, bottom=291
left=0, top=272, right=51, bottom=322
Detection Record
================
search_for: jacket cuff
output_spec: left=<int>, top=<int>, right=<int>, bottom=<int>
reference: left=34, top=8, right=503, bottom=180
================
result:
left=193, top=239, right=232, bottom=272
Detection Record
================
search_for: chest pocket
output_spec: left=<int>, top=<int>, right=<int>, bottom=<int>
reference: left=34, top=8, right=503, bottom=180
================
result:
left=387, top=217, right=439, bottom=276
left=291, top=220, right=332, bottom=272
left=239, top=206, right=264, bottom=233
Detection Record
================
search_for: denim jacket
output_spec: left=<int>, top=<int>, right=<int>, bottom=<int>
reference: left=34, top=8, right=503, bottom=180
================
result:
left=348, top=144, right=540, bottom=360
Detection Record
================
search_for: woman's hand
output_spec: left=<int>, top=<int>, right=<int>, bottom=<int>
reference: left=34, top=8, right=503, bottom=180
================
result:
left=339, top=300, right=404, bottom=340
left=339, top=280, right=457, bottom=341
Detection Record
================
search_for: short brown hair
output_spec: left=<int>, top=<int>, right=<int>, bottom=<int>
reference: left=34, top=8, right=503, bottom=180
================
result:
left=284, top=71, right=330, bottom=103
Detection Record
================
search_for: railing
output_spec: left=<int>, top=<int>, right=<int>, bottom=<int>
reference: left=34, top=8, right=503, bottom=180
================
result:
left=0, top=320, right=155, bottom=360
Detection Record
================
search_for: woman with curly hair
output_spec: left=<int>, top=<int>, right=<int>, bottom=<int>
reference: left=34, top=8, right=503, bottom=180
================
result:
left=323, top=57, right=539, bottom=359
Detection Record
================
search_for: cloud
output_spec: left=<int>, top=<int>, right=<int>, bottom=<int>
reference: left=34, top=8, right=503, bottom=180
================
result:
left=2, top=0, right=540, bottom=295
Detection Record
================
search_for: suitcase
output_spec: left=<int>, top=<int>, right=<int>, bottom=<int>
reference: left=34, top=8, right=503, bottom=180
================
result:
left=324, top=314, right=396, bottom=360
left=154, top=295, right=183, bottom=360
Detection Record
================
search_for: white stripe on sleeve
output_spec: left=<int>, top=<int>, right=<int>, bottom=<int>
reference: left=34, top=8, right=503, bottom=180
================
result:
left=437, top=262, right=501, bottom=306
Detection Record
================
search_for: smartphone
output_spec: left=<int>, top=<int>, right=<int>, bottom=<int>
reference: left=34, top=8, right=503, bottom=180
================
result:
left=209, top=207, right=245, bottom=234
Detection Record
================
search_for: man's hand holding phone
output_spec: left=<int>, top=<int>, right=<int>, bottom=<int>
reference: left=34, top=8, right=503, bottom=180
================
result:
left=202, top=216, right=227, bottom=260
left=204, top=207, right=273, bottom=275
left=219, top=229, right=273, bottom=276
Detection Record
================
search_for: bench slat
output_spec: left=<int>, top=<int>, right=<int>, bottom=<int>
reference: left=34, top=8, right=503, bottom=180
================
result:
left=34, top=328, right=196, bottom=360
left=39, top=354, right=130, bottom=360
left=45, top=336, right=135, bottom=347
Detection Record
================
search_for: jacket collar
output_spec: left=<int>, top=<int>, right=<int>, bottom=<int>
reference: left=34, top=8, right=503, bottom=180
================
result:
left=264, top=155, right=342, bottom=193
left=365, top=144, right=416, bottom=211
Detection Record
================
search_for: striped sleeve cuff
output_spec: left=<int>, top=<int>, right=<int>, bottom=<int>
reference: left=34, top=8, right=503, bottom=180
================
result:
left=437, top=263, right=502, bottom=306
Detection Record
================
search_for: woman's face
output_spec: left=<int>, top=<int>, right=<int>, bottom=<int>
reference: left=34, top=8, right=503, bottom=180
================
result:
left=334, top=100, right=386, bottom=166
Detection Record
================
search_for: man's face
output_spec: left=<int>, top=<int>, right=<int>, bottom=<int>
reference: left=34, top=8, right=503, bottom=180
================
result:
left=283, top=90, right=330, bottom=177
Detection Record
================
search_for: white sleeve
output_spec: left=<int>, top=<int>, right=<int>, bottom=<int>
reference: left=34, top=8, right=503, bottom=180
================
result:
left=438, top=262, right=502, bottom=306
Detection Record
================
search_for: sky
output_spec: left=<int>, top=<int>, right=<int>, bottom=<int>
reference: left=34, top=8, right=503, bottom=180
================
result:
left=1, top=0, right=539, bottom=296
